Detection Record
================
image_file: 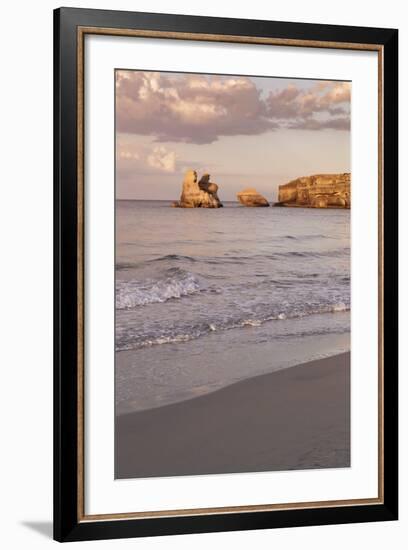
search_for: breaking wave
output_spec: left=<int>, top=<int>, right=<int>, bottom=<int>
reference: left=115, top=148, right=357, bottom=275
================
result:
left=116, top=268, right=202, bottom=309
left=116, top=301, right=350, bottom=351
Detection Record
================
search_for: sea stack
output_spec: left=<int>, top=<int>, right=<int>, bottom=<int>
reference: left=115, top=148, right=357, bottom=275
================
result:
left=276, top=173, right=350, bottom=208
left=237, top=188, right=270, bottom=207
left=173, top=170, right=223, bottom=208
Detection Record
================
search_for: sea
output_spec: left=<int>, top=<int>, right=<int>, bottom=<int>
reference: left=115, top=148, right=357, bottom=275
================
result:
left=115, top=200, right=350, bottom=414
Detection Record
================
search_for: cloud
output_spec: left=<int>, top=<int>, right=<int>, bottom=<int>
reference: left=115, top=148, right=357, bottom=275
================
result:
left=118, top=150, right=140, bottom=160
left=117, top=140, right=178, bottom=176
left=266, top=81, right=350, bottom=130
left=116, top=71, right=276, bottom=144
left=116, top=72, right=350, bottom=143
left=147, top=146, right=177, bottom=172
left=288, top=116, right=350, bottom=131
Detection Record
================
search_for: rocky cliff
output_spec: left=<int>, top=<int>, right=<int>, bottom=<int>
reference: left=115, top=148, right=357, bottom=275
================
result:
left=277, top=173, right=350, bottom=208
left=173, top=170, right=223, bottom=208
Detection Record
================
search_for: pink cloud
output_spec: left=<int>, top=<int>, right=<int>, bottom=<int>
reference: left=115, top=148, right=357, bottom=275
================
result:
left=288, top=116, right=350, bottom=131
left=266, top=81, right=350, bottom=124
left=116, top=71, right=277, bottom=144
left=116, top=72, right=350, bottom=143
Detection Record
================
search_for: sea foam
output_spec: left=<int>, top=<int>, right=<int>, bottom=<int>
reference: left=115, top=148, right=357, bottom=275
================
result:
left=116, top=268, right=201, bottom=309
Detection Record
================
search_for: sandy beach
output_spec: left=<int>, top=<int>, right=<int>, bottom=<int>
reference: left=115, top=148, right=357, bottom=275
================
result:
left=115, top=352, right=350, bottom=479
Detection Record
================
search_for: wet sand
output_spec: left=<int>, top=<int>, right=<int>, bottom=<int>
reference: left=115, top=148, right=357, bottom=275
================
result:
left=115, top=352, right=350, bottom=479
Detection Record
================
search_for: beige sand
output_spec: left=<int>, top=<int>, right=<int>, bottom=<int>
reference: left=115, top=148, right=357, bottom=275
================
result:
left=115, top=352, right=350, bottom=479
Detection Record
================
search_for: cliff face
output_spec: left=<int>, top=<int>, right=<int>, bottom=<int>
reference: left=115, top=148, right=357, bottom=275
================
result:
left=173, top=170, right=223, bottom=208
left=277, top=173, right=351, bottom=208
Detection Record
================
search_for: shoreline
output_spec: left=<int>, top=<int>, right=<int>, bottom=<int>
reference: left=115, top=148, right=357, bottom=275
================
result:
left=115, top=319, right=350, bottom=415
left=115, top=351, right=350, bottom=479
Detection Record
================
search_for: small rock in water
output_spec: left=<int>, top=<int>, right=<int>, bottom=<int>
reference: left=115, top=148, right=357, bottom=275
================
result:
left=237, top=188, right=270, bottom=207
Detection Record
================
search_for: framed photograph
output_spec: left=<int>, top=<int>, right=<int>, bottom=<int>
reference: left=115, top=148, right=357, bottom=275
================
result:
left=54, top=7, right=398, bottom=542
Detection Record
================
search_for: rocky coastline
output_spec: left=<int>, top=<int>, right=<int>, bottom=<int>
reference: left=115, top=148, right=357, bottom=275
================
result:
left=275, top=173, right=350, bottom=209
left=172, top=171, right=351, bottom=209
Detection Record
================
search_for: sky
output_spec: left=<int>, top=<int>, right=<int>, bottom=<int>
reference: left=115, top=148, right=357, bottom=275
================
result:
left=116, top=70, right=351, bottom=201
